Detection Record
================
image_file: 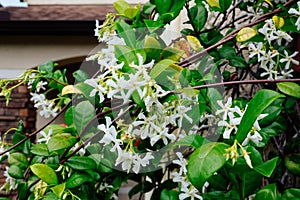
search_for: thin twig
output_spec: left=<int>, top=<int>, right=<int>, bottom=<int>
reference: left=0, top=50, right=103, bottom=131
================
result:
left=179, top=0, right=297, bottom=67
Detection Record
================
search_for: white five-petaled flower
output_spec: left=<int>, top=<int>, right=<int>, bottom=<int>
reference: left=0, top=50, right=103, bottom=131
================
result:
left=216, top=97, right=238, bottom=121
left=173, top=152, right=188, bottom=175
left=288, top=2, right=300, bottom=30
left=150, top=123, right=175, bottom=146
left=37, top=128, right=53, bottom=144
left=132, top=153, right=154, bottom=173
left=84, top=78, right=106, bottom=103
left=280, top=50, right=299, bottom=70
left=248, top=42, right=265, bottom=62
left=218, top=112, right=241, bottom=139
left=242, top=130, right=263, bottom=146
left=98, top=117, right=123, bottom=152
left=179, top=186, right=203, bottom=200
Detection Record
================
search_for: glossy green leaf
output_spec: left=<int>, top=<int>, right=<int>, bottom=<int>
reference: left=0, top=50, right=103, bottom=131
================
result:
left=8, top=152, right=28, bottom=169
left=154, top=0, right=172, bottom=14
left=8, top=165, right=23, bottom=179
left=66, top=172, right=92, bottom=188
left=254, top=157, right=278, bottom=177
left=236, top=89, right=284, bottom=142
left=64, top=106, right=74, bottom=126
left=74, top=100, right=96, bottom=133
left=189, top=4, right=207, bottom=32
left=285, top=154, right=300, bottom=175
left=113, top=0, right=130, bottom=15
left=150, top=59, right=175, bottom=79
left=144, top=19, right=165, bottom=33
left=30, top=143, right=50, bottom=156
left=188, top=142, right=229, bottom=190
left=161, top=47, right=184, bottom=62
left=30, top=164, right=58, bottom=185
left=66, top=156, right=97, bottom=170
left=160, top=189, right=179, bottom=200
left=175, top=134, right=205, bottom=148
left=51, top=183, right=66, bottom=199
left=114, top=45, right=138, bottom=65
left=125, top=7, right=139, bottom=19
left=116, top=20, right=136, bottom=48
left=220, top=0, right=232, bottom=12
left=144, top=35, right=162, bottom=61
left=229, top=57, right=248, bottom=68
left=281, top=188, right=300, bottom=199
left=277, top=82, right=300, bottom=98
left=38, top=61, right=55, bottom=78
left=47, top=133, right=77, bottom=152
left=218, top=46, right=236, bottom=59
left=73, top=70, right=89, bottom=83
left=254, top=184, right=278, bottom=200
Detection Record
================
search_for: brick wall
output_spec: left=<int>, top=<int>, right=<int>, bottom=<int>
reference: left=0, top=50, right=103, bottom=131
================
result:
left=0, top=83, right=36, bottom=198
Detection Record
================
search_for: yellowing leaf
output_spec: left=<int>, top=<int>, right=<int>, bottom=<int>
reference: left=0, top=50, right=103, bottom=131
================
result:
left=272, top=16, right=284, bottom=29
left=264, top=0, right=273, bottom=7
left=62, top=85, right=82, bottom=96
left=187, top=35, right=202, bottom=51
left=206, top=0, right=220, bottom=8
left=236, top=27, right=257, bottom=42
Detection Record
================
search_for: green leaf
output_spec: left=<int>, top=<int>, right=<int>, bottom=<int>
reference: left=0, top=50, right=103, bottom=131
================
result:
left=66, top=172, right=92, bottom=188
left=47, top=133, right=77, bottom=152
left=285, top=154, right=300, bottom=175
left=254, top=157, right=279, bottom=177
left=189, top=4, right=207, bottom=32
left=113, top=0, right=130, bottom=15
left=160, top=189, right=179, bottom=200
left=150, top=59, right=175, bottom=79
left=144, top=35, right=162, bottom=62
left=66, top=156, right=97, bottom=170
left=73, top=70, right=89, bottom=83
left=38, top=61, right=55, bottom=78
left=236, top=89, right=284, bottom=142
left=64, top=106, right=74, bottom=126
left=229, top=57, right=248, bottom=68
left=30, top=164, right=58, bottom=185
left=277, top=82, right=300, bottom=98
left=31, top=143, right=50, bottom=156
left=116, top=20, right=136, bottom=48
left=51, top=183, right=66, bottom=199
left=154, top=0, right=172, bottom=14
left=175, top=134, right=205, bottom=148
left=8, top=165, right=24, bottom=179
left=161, top=47, right=184, bottom=62
left=8, top=152, right=28, bottom=169
left=144, top=19, right=165, bottom=33
left=188, top=142, right=229, bottom=190
left=114, top=45, right=138, bottom=66
left=125, top=6, right=139, bottom=19
left=219, top=0, right=232, bottom=12
left=218, top=46, right=236, bottom=59
left=74, top=100, right=96, bottom=133
left=254, top=184, right=278, bottom=200
left=281, top=188, right=300, bottom=200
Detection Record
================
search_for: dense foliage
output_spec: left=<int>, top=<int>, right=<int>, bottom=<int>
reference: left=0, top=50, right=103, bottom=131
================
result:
left=1, top=0, right=300, bottom=199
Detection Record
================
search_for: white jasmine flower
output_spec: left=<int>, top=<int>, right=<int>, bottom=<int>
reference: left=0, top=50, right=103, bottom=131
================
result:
left=260, top=64, right=279, bottom=80
left=35, top=81, right=47, bottom=92
left=132, top=153, right=154, bottom=173
left=115, top=151, right=133, bottom=173
left=106, top=77, right=127, bottom=100
left=218, top=112, right=241, bottom=139
left=280, top=50, right=299, bottom=70
left=150, top=124, right=175, bottom=146
left=242, top=130, right=263, bottom=146
left=173, top=152, right=188, bottom=175
left=123, top=73, right=147, bottom=100
left=84, top=78, right=106, bottom=103
left=288, top=2, right=300, bottom=30
left=98, top=117, right=123, bottom=152
left=248, top=42, right=265, bottom=62
left=216, top=97, right=238, bottom=120
left=179, top=186, right=203, bottom=200
left=132, top=113, right=160, bottom=139
left=37, top=128, right=52, bottom=144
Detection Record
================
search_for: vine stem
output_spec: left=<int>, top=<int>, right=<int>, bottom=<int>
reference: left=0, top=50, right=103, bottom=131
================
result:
left=0, top=102, right=71, bottom=156
left=179, top=0, right=297, bottom=67
left=190, top=78, right=300, bottom=90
